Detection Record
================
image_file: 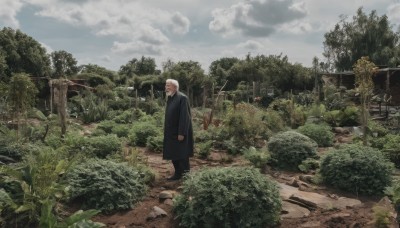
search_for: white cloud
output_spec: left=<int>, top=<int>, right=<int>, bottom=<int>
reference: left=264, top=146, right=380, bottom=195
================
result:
left=111, top=41, right=164, bottom=55
left=100, top=55, right=111, bottom=62
left=167, top=12, right=190, bottom=35
left=387, top=3, right=400, bottom=28
left=237, top=40, right=264, bottom=50
left=209, top=0, right=307, bottom=37
left=0, top=0, right=23, bottom=28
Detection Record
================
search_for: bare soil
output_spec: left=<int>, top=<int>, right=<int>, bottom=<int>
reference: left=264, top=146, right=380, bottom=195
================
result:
left=92, top=144, right=397, bottom=228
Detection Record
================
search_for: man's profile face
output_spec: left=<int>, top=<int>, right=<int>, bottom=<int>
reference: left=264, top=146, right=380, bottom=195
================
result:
left=165, top=82, right=177, bottom=96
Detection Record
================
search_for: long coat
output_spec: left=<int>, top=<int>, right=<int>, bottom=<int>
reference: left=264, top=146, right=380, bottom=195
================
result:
left=163, top=91, right=194, bottom=160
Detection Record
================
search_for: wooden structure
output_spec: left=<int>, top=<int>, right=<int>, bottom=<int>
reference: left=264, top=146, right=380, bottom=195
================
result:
left=321, top=67, right=400, bottom=105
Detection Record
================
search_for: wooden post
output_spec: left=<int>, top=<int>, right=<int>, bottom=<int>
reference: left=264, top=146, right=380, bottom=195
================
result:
left=150, top=84, right=154, bottom=101
left=135, top=89, right=138, bottom=108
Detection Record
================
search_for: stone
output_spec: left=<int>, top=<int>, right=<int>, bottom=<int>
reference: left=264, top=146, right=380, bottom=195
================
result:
left=164, top=199, right=174, bottom=206
left=278, top=183, right=362, bottom=210
left=159, top=190, right=177, bottom=200
left=300, top=221, right=321, bottom=227
left=146, top=206, right=167, bottom=221
left=281, top=201, right=310, bottom=218
left=299, top=175, right=314, bottom=183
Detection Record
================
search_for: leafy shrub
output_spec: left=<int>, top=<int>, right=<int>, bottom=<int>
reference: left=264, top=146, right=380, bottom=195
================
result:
left=97, top=120, right=116, bottom=133
left=381, top=134, right=400, bottom=168
left=0, top=147, right=68, bottom=227
left=65, top=159, right=147, bottom=213
left=224, top=103, right=267, bottom=149
left=87, top=134, right=122, bottom=158
left=108, top=97, right=131, bottom=111
left=298, top=158, right=320, bottom=173
left=196, top=141, right=213, bottom=159
left=128, top=122, right=159, bottom=146
left=368, top=120, right=389, bottom=137
left=174, top=167, right=281, bottom=228
left=111, top=124, right=130, bottom=138
left=146, top=134, right=164, bottom=153
left=320, top=144, right=393, bottom=195
left=261, top=110, right=286, bottom=135
left=138, top=100, right=161, bottom=115
left=113, top=110, right=134, bottom=124
left=243, top=147, right=270, bottom=169
left=323, top=106, right=360, bottom=127
left=268, top=131, right=318, bottom=170
left=297, top=123, right=334, bottom=147
left=123, top=148, right=156, bottom=184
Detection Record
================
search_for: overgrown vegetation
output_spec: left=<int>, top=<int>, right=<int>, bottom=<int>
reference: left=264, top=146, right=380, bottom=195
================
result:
left=268, top=131, right=318, bottom=170
left=174, top=167, right=281, bottom=228
left=65, top=159, right=148, bottom=213
left=320, top=144, right=393, bottom=195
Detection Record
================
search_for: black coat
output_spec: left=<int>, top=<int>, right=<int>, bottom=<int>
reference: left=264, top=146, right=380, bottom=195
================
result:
left=163, top=91, right=194, bottom=160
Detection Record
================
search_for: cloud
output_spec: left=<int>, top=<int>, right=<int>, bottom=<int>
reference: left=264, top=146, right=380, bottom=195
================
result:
left=237, top=40, right=264, bottom=50
left=111, top=41, right=163, bottom=55
left=387, top=3, right=400, bottom=28
left=167, top=12, right=190, bottom=35
left=209, top=0, right=307, bottom=37
left=100, top=55, right=111, bottom=62
left=0, top=0, right=23, bottom=28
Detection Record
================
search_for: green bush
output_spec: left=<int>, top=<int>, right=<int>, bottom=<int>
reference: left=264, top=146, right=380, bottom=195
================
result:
left=268, top=131, right=318, bottom=170
left=87, top=135, right=122, bottom=158
left=297, top=123, right=334, bottom=147
left=113, top=110, right=134, bottom=124
left=65, top=159, right=147, bottom=213
left=298, top=158, right=320, bottom=173
left=174, top=167, right=281, bottom=228
left=128, top=122, right=159, bottom=146
left=196, top=141, right=213, bottom=159
left=320, top=144, right=393, bottom=195
left=381, top=134, right=400, bottom=168
left=97, top=120, right=116, bottom=133
left=243, top=147, right=270, bottom=169
left=368, top=120, right=389, bottom=137
left=111, top=124, right=130, bottom=138
left=146, top=134, right=164, bottom=153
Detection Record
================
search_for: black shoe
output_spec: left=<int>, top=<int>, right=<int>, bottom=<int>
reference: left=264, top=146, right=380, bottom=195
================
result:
left=166, top=175, right=181, bottom=181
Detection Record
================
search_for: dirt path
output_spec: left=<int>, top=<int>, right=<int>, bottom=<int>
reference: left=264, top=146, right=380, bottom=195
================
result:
left=93, top=150, right=395, bottom=228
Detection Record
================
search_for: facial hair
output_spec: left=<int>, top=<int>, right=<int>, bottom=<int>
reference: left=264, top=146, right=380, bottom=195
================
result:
left=166, top=91, right=173, bottom=97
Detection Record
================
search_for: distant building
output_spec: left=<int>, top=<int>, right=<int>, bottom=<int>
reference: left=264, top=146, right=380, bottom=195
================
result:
left=321, top=67, right=400, bottom=105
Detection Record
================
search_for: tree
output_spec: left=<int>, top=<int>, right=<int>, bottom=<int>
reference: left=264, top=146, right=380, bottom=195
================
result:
left=353, top=56, right=377, bottom=145
left=79, top=64, right=118, bottom=82
left=0, top=27, right=51, bottom=81
left=119, top=56, right=157, bottom=78
left=209, top=57, right=239, bottom=86
left=51, top=50, right=78, bottom=78
left=163, top=61, right=206, bottom=105
left=8, top=73, right=38, bottom=137
left=323, top=8, right=400, bottom=71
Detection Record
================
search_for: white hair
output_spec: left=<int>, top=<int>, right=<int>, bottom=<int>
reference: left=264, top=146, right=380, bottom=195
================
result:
left=166, top=79, right=179, bottom=91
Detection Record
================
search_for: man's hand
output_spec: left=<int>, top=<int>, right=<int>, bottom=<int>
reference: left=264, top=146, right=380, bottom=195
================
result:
left=178, top=135, right=184, bottom=141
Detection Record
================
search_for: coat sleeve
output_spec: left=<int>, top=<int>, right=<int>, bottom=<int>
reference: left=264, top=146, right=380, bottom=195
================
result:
left=178, top=96, right=190, bottom=136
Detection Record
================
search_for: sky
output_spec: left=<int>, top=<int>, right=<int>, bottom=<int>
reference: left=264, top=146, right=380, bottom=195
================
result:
left=1, top=0, right=399, bottom=72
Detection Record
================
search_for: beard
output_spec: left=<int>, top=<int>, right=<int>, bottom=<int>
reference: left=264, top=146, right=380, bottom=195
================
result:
left=166, top=91, right=173, bottom=96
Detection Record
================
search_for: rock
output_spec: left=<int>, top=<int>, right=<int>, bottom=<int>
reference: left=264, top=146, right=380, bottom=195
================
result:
left=278, top=183, right=362, bottom=210
left=333, top=127, right=349, bottom=134
left=164, top=199, right=174, bottom=206
left=281, top=201, right=310, bottom=218
left=83, top=130, right=92, bottom=136
left=301, top=221, right=321, bottom=227
left=159, top=190, right=177, bottom=200
left=299, top=175, right=314, bottom=183
left=287, top=178, right=299, bottom=187
left=146, top=206, right=167, bottom=221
